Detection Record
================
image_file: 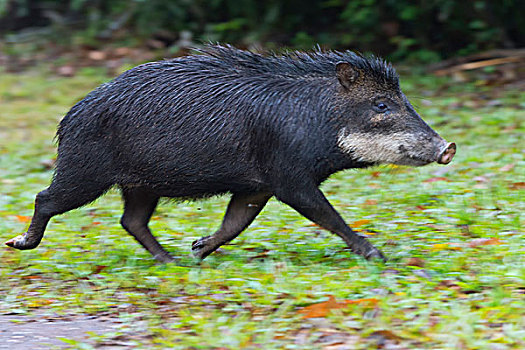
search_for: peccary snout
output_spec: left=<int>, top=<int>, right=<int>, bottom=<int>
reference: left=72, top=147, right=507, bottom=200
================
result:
left=437, top=142, right=456, bottom=164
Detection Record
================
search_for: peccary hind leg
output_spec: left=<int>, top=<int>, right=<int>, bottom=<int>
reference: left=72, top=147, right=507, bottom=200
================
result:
left=192, top=192, right=272, bottom=260
left=276, top=185, right=386, bottom=261
left=120, top=187, right=175, bottom=263
left=6, top=180, right=111, bottom=250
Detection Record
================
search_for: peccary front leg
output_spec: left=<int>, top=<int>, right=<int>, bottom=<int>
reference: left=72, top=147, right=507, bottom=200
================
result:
left=192, top=192, right=272, bottom=260
left=276, top=186, right=386, bottom=261
left=120, top=187, right=175, bottom=263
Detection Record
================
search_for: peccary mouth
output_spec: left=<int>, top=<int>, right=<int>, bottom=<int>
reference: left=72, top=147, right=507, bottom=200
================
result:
left=401, top=153, right=435, bottom=166
left=398, top=141, right=455, bottom=166
left=397, top=149, right=435, bottom=166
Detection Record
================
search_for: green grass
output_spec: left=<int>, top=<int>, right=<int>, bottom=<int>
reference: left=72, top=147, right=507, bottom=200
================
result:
left=0, top=66, right=523, bottom=349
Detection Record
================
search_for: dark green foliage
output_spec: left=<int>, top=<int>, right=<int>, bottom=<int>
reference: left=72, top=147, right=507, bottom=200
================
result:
left=0, top=1, right=523, bottom=60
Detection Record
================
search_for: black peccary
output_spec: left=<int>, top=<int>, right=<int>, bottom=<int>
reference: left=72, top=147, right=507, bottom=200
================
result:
left=6, top=45, right=456, bottom=263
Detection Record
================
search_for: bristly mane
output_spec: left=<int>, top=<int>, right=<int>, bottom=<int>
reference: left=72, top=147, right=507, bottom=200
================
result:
left=191, top=44, right=399, bottom=86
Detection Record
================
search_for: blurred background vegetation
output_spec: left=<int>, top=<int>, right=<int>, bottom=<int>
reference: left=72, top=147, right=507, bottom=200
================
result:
left=0, top=0, right=523, bottom=63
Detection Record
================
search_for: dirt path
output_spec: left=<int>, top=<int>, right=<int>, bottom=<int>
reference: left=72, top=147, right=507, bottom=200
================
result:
left=0, top=313, right=124, bottom=349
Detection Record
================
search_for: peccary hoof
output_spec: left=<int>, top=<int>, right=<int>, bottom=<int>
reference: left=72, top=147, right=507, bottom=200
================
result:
left=350, top=235, right=387, bottom=262
left=152, top=253, right=178, bottom=264
left=365, top=248, right=387, bottom=262
left=5, top=234, right=41, bottom=250
left=191, top=236, right=214, bottom=260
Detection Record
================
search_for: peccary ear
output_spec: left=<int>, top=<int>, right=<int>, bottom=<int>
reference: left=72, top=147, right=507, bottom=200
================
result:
left=336, top=62, right=359, bottom=90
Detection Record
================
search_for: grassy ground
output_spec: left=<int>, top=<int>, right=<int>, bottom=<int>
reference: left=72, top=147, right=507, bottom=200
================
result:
left=0, top=65, right=523, bottom=349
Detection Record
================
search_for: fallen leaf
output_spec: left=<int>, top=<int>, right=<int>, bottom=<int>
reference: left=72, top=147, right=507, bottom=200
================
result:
left=352, top=219, right=370, bottom=228
left=27, top=299, right=54, bottom=308
left=367, top=329, right=405, bottom=348
left=405, top=257, right=425, bottom=267
left=436, top=279, right=461, bottom=290
left=364, top=199, right=378, bottom=205
left=423, top=177, right=449, bottom=183
left=248, top=251, right=270, bottom=261
left=468, top=237, right=502, bottom=248
left=509, top=182, right=525, bottom=190
left=299, top=296, right=378, bottom=319
left=93, top=265, right=108, bottom=274
left=431, top=243, right=462, bottom=251
left=15, top=215, right=31, bottom=223
left=345, top=298, right=379, bottom=306
left=299, top=296, right=345, bottom=319
left=367, top=329, right=403, bottom=342
left=21, top=275, right=42, bottom=280
left=361, top=229, right=380, bottom=236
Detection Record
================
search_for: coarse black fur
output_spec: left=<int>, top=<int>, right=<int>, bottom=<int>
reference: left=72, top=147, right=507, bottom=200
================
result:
left=56, top=45, right=398, bottom=196
left=7, top=45, right=451, bottom=263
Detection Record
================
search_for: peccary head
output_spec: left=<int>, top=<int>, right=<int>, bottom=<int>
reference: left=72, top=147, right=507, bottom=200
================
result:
left=334, top=57, right=455, bottom=166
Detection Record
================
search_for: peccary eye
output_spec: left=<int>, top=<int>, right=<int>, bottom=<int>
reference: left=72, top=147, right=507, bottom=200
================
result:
left=374, top=102, right=389, bottom=113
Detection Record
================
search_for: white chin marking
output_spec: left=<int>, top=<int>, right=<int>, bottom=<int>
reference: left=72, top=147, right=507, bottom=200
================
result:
left=337, top=128, right=411, bottom=164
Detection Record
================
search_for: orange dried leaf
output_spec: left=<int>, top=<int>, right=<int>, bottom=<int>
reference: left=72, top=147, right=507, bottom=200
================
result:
left=468, top=237, right=502, bottom=248
left=364, top=199, right=378, bottom=205
left=299, top=295, right=343, bottom=318
left=509, top=182, right=525, bottom=190
left=15, top=215, right=31, bottom=223
left=299, top=296, right=378, bottom=319
left=21, top=275, right=41, bottom=280
left=352, top=219, right=371, bottom=228
left=345, top=297, right=379, bottom=306
left=362, top=230, right=378, bottom=236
